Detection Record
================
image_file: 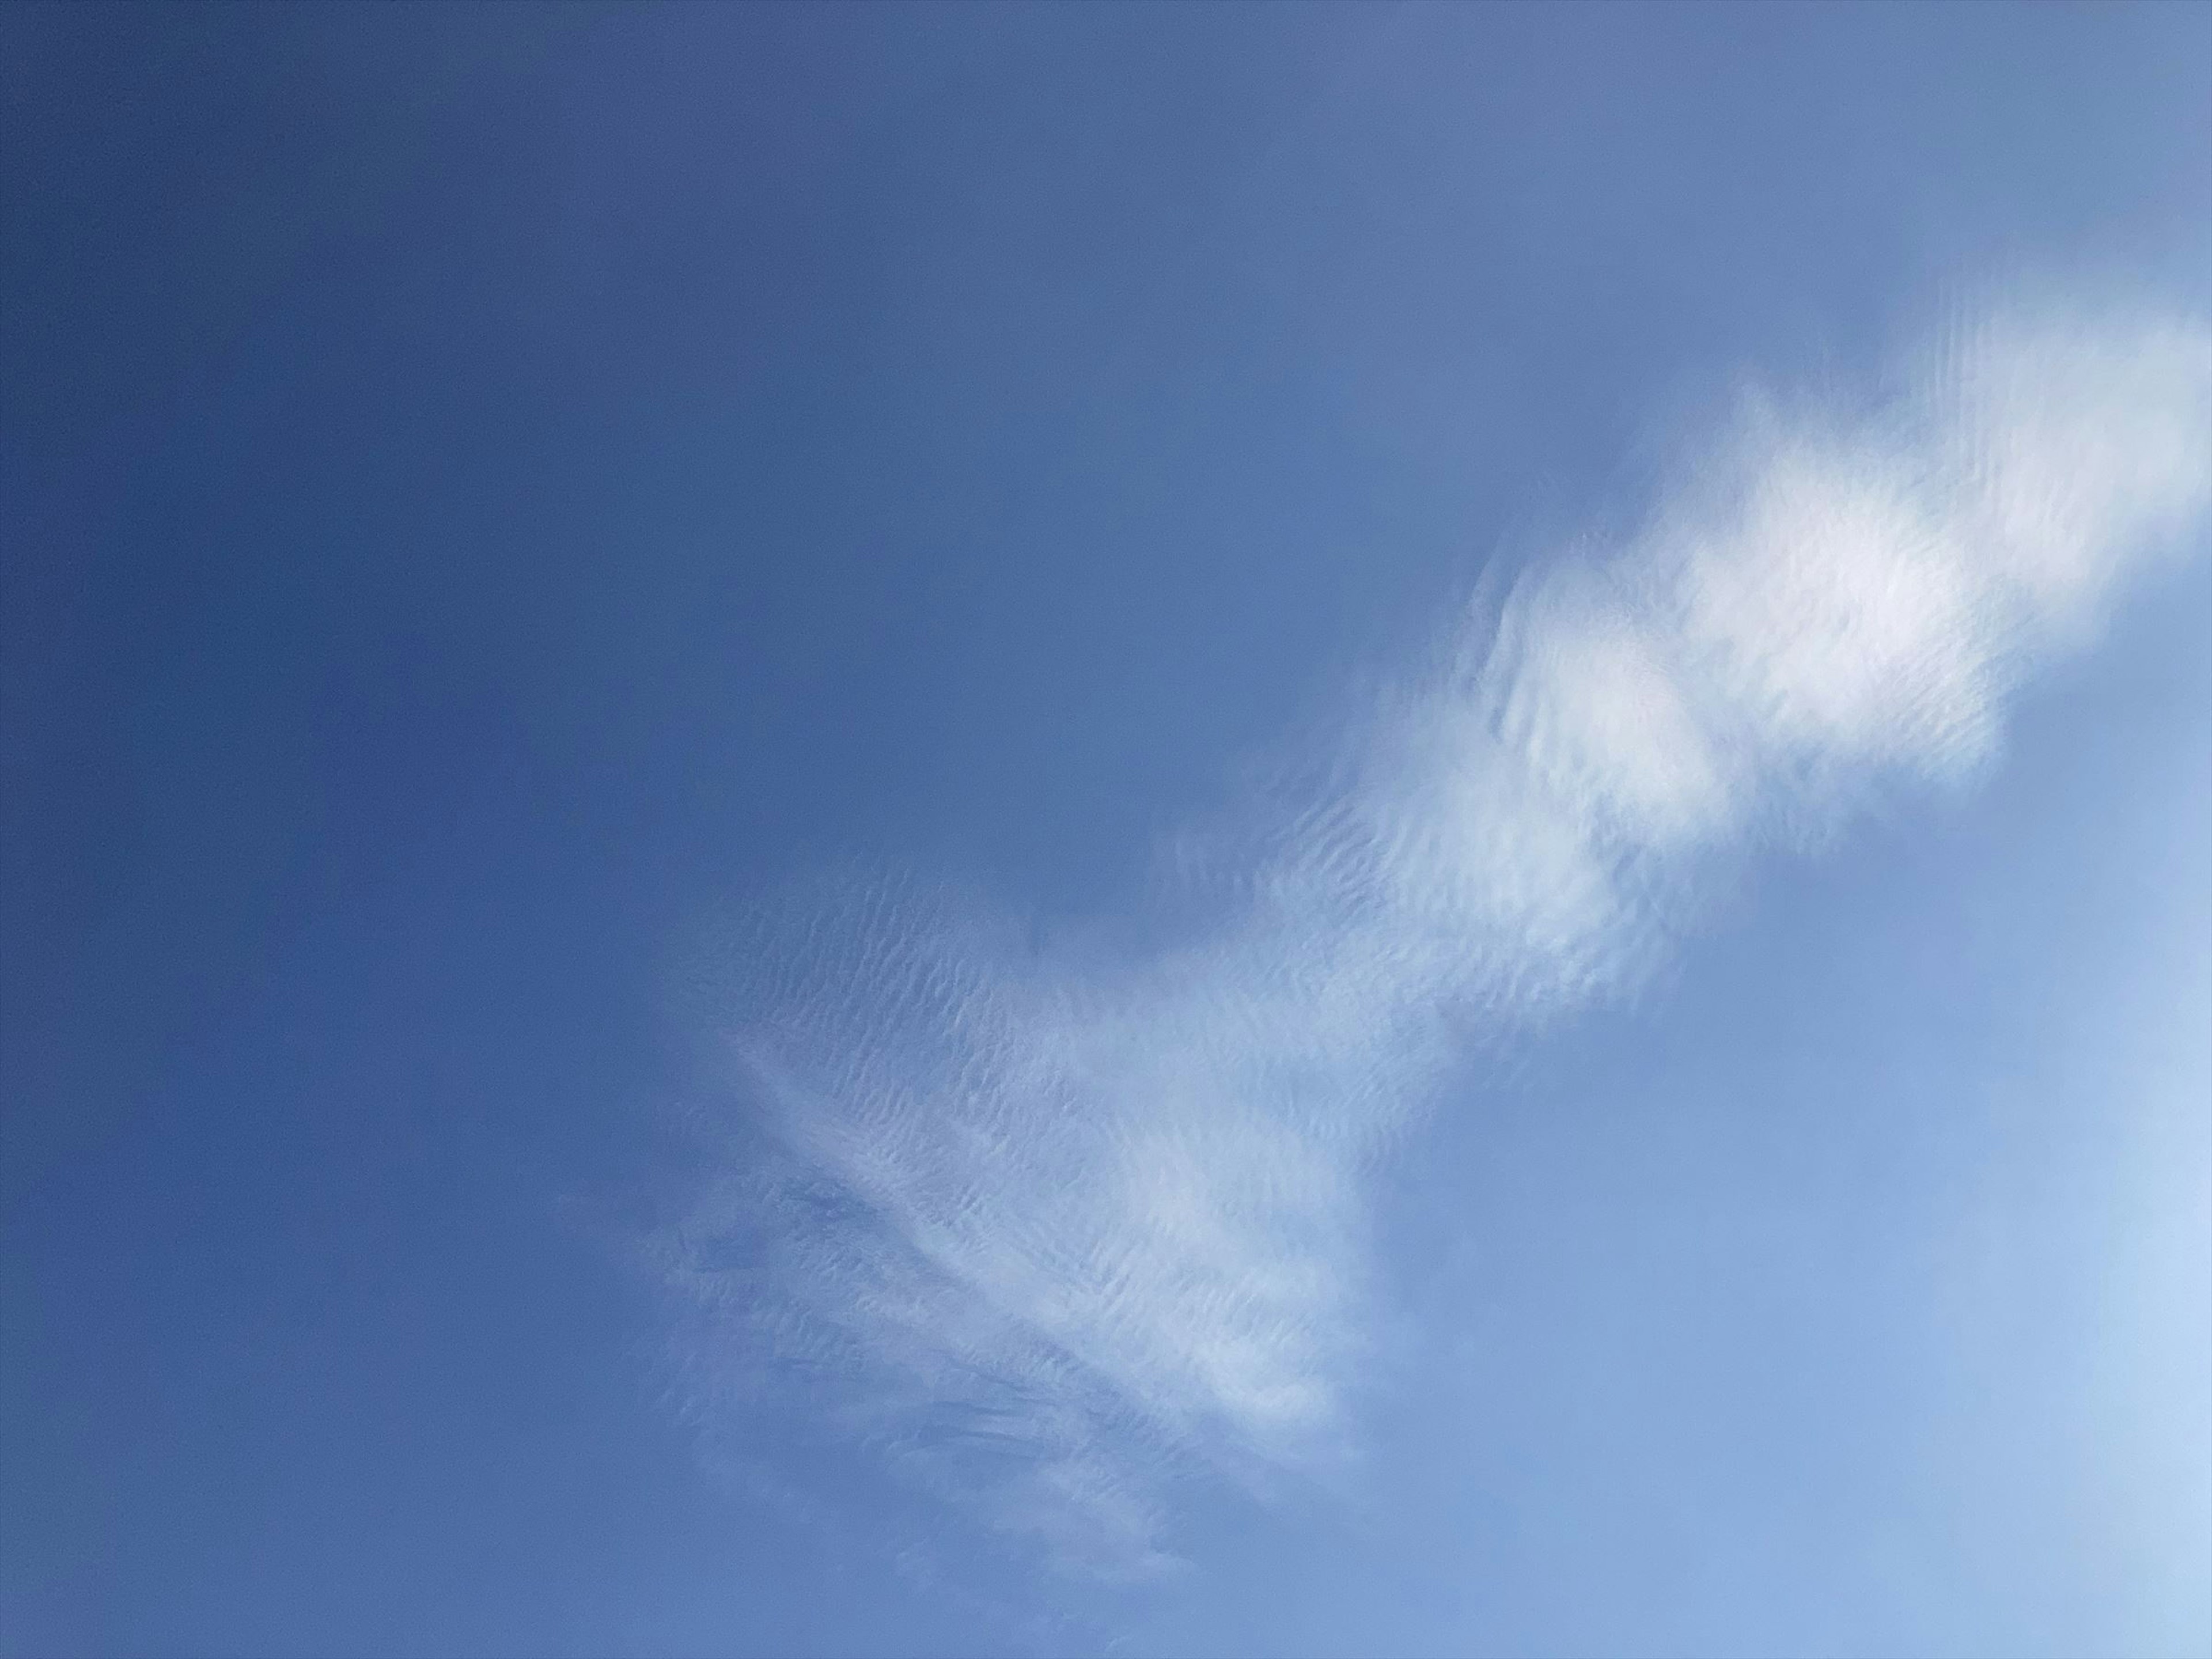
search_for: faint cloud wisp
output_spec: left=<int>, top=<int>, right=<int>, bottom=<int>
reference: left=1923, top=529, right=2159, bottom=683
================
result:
left=644, top=298, right=2211, bottom=1573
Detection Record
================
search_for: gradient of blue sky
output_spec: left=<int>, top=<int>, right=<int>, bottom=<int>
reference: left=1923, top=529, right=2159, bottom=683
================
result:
left=3, top=6, right=2207, bottom=1657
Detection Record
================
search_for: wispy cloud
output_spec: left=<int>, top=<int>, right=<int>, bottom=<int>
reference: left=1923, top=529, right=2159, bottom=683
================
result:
left=643, top=298, right=2211, bottom=1571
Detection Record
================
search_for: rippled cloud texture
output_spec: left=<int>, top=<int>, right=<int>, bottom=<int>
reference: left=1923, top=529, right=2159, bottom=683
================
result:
left=648, top=299, right=2212, bottom=1571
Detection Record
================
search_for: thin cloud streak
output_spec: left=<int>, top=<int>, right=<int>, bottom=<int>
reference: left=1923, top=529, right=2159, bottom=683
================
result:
left=647, top=298, right=2212, bottom=1571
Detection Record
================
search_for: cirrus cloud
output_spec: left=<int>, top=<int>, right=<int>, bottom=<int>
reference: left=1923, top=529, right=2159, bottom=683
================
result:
left=643, top=296, right=2211, bottom=1573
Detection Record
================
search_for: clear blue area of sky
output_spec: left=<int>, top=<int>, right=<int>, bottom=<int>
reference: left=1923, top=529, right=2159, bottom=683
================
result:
left=3, top=6, right=2207, bottom=1656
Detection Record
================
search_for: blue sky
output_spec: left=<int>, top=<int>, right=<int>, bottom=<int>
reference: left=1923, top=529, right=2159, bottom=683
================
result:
left=4, top=7, right=2208, bottom=1657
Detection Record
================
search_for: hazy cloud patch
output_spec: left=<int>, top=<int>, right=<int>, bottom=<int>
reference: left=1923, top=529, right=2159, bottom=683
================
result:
left=644, top=297, right=2211, bottom=1572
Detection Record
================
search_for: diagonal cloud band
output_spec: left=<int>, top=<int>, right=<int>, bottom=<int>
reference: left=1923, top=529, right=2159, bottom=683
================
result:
left=646, top=298, right=2211, bottom=1572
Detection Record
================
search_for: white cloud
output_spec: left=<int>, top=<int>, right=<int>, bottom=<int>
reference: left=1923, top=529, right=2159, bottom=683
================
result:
left=645, top=298, right=2211, bottom=1572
